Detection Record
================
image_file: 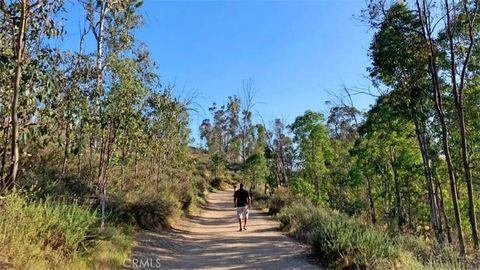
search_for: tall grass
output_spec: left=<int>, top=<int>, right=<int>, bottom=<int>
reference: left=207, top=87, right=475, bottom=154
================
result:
left=268, top=187, right=296, bottom=214
left=0, top=193, right=98, bottom=269
left=278, top=200, right=399, bottom=269
left=276, top=199, right=471, bottom=269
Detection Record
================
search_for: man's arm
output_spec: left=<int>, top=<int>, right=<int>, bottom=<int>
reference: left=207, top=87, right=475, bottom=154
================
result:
left=234, top=196, right=237, bottom=208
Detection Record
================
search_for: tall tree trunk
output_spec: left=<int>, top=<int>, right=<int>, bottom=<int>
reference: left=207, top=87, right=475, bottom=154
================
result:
left=390, top=154, right=404, bottom=227
left=0, top=126, right=9, bottom=191
left=8, top=0, right=28, bottom=189
left=366, top=174, right=377, bottom=224
left=62, top=122, right=70, bottom=175
left=93, top=0, right=107, bottom=126
left=88, top=0, right=107, bottom=184
left=431, top=67, right=465, bottom=254
left=100, top=124, right=115, bottom=228
left=412, top=113, right=442, bottom=242
left=89, top=136, right=94, bottom=180
left=457, top=109, right=478, bottom=247
left=435, top=177, right=452, bottom=243
left=444, top=0, right=479, bottom=248
left=416, top=0, right=466, bottom=253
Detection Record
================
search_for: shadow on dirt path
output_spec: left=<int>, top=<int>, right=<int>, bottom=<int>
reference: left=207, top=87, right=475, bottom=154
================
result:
left=131, top=189, right=322, bottom=270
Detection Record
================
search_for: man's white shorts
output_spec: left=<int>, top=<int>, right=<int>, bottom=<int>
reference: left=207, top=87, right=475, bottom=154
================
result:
left=236, top=206, right=249, bottom=219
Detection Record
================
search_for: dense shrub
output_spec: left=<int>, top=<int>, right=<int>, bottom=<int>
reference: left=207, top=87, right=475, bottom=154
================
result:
left=268, top=187, right=296, bottom=214
left=278, top=201, right=399, bottom=269
left=397, top=235, right=466, bottom=269
left=288, top=176, right=315, bottom=200
left=250, top=188, right=269, bottom=209
left=103, top=178, right=207, bottom=229
left=276, top=199, right=476, bottom=270
left=98, top=182, right=184, bottom=230
left=210, top=177, right=223, bottom=189
left=124, top=191, right=180, bottom=230
left=0, top=193, right=98, bottom=269
left=174, top=182, right=195, bottom=211
left=193, top=178, right=208, bottom=198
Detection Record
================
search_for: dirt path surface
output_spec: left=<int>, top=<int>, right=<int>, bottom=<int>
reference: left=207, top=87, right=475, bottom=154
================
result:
left=132, top=189, right=321, bottom=270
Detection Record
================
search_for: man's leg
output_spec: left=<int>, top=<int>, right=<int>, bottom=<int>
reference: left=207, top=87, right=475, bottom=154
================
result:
left=243, top=207, right=248, bottom=230
left=237, top=207, right=243, bottom=231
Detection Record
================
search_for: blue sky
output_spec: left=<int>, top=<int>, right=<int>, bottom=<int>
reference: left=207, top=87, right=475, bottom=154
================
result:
left=61, top=0, right=376, bottom=144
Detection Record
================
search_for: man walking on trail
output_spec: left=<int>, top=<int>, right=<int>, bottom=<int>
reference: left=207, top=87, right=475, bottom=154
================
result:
left=234, top=183, right=251, bottom=231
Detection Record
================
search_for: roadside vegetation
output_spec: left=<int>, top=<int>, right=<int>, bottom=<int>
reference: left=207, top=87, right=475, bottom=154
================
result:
left=0, top=1, right=220, bottom=268
left=197, top=2, right=480, bottom=269
left=0, top=146, right=216, bottom=269
left=3, top=0, right=480, bottom=269
left=268, top=189, right=470, bottom=269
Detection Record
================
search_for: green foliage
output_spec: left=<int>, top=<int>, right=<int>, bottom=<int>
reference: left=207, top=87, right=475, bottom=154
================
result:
left=397, top=235, right=465, bottom=268
left=290, top=110, right=332, bottom=198
left=124, top=194, right=180, bottom=230
left=0, top=193, right=97, bottom=269
left=3, top=0, right=480, bottom=267
left=277, top=199, right=474, bottom=269
left=89, top=226, right=134, bottom=270
left=250, top=188, right=269, bottom=209
left=210, top=177, right=224, bottom=189
left=288, top=176, right=315, bottom=201
left=268, top=186, right=296, bottom=215
left=278, top=200, right=399, bottom=269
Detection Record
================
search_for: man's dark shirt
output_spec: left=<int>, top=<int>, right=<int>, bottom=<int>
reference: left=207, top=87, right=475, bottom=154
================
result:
left=234, top=188, right=249, bottom=207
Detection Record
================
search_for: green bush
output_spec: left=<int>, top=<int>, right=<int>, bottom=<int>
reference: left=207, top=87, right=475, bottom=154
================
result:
left=278, top=201, right=399, bottom=269
left=276, top=200, right=475, bottom=270
left=210, top=177, right=223, bottom=189
left=173, top=182, right=195, bottom=211
left=288, top=177, right=316, bottom=200
left=193, top=178, right=208, bottom=198
left=250, top=188, right=269, bottom=209
left=397, top=235, right=466, bottom=269
left=0, top=193, right=98, bottom=269
left=268, top=187, right=296, bottom=214
left=312, top=217, right=399, bottom=269
left=124, top=192, right=180, bottom=230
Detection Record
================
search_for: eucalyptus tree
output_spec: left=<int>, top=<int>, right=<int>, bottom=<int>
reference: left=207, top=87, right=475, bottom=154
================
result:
left=368, top=2, right=448, bottom=242
left=361, top=96, right=425, bottom=229
left=365, top=0, right=480, bottom=253
left=326, top=104, right=361, bottom=211
left=0, top=0, right=64, bottom=190
left=240, top=79, right=256, bottom=167
left=272, top=118, right=291, bottom=186
left=441, top=0, right=480, bottom=249
left=79, top=0, right=146, bottom=225
left=245, top=124, right=268, bottom=189
left=289, top=111, right=331, bottom=199
left=414, top=0, right=467, bottom=253
left=226, top=95, right=241, bottom=163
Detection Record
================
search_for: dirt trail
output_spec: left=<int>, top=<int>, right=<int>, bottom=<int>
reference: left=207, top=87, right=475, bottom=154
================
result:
left=132, top=189, right=321, bottom=270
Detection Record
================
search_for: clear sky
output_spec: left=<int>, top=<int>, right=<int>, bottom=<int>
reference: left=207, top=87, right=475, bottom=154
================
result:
left=61, top=0, right=376, bottom=144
